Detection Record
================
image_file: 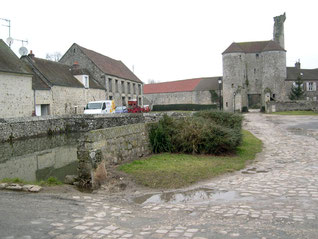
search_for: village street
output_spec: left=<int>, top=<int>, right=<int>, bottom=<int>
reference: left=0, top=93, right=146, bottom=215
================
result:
left=1, top=113, right=318, bottom=239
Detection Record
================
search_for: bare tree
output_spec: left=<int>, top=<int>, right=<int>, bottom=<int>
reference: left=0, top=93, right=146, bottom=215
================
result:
left=147, top=79, right=157, bottom=84
left=46, top=52, right=62, bottom=62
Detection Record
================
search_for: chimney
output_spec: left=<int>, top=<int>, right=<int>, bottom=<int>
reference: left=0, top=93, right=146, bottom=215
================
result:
left=28, top=50, right=35, bottom=59
left=295, top=60, right=301, bottom=69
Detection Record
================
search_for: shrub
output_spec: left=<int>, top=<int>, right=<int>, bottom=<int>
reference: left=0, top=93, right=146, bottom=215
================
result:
left=148, top=114, right=176, bottom=153
left=193, top=110, right=243, bottom=131
left=148, top=113, right=242, bottom=155
left=152, top=104, right=217, bottom=111
left=172, top=117, right=242, bottom=154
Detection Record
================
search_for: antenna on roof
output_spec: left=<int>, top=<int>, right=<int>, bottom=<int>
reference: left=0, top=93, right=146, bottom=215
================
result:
left=132, top=65, right=135, bottom=73
left=0, top=18, right=12, bottom=47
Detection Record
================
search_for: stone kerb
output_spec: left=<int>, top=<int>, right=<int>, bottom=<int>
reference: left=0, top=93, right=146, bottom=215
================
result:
left=77, top=123, right=151, bottom=189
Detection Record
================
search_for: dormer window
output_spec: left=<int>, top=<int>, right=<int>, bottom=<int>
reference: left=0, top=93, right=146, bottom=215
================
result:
left=84, top=75, right=89, bottom=88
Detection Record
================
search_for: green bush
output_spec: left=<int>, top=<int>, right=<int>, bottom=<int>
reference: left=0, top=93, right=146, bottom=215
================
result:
left=152, top=104, right=217, bottom=111
left=148, top=113, right=242, bottom=155
left=193, top=110, right=243, bottom=131
left=148, top=115, right=176, bottom=153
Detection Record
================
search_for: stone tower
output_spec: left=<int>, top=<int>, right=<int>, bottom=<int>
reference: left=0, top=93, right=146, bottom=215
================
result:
left=273, top=13, right=286, bottom=49
left=222, top=13, right=287, bottom=112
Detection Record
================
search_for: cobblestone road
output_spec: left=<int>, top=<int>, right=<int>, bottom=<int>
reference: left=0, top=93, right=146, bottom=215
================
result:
left=1, top=113, right=318, bottom=239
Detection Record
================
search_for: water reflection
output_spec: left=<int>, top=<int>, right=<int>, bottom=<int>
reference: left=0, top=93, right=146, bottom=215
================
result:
left=134, top=188, right=243, bottom=204
left=0, top=134, right=80, bottom=182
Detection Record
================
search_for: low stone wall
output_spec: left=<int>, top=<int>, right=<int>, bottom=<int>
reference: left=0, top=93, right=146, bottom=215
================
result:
left=266, top=101, right=318, bottom=113
left=0, top=114, right=145, bottom=143
left=77, top=123, right=151, bottom=188
left=0, top=112, right=192, bottom=143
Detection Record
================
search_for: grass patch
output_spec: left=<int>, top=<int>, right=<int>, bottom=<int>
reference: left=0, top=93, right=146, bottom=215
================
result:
left=270, top=111, right=318, bottom=115
left=119, top=130, right=262, bottom=189
left=0, top=176, right=63, bottom=186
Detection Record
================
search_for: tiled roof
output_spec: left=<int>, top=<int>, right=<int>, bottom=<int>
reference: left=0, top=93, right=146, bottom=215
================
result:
left=286, top=67, right=318, bottom=81
left=144, top=77, right=221, bottom=94
left=23, top=56, right=104, bottom=90
left=76, top=44, right=142, bottom=83
left=222, top=40, right=285, bottom=54
left=0, top=39, right=30, bottom=75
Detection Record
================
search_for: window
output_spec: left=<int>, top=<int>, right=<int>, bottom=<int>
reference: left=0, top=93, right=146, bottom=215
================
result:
left=127, top=82, right=131, bottom=94
left=84, top=76, right=89, bottom=88
left=138, top=84, right=142, bottom=95
left=115, top=80, right=118, bottom=92
left=231, top=84, right=234, bottom=88
left=73, top=48, right=76, bottom=53
left=307, top=82, right=316, bottom=91
left=108, top=78, right=112, bottom=92
left=138, top=97, right=142, bottom=106
left=133, top=83, right=136, bottom=94
left=226, top=102, right=228, bottom=107
left=256, top=53, right=259, bottom=58
left=121, top=81, right=125, bottom=93
left=254, top=68, right=256, bottom=74
left=122, top=96, right=126, bottom=106
left=109, top=96, right=113, bottom=100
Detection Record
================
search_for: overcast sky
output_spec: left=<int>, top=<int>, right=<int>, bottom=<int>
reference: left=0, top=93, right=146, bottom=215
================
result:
left=1, top=0, right=317, bottom=83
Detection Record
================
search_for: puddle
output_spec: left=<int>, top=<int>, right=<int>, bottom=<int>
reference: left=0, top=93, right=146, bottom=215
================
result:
left=133, top=188, right=252, bottom=204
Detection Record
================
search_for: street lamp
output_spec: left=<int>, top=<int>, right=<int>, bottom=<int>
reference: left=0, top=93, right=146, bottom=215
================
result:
left=218, top=77, right=222, bottom=110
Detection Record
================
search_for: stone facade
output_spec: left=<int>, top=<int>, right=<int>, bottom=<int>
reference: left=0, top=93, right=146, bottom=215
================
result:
left=0, top=72, right=34, bottom=118
left=60, top=44, right=144, bottom=107
left=222, top=14, right=287, bottom=112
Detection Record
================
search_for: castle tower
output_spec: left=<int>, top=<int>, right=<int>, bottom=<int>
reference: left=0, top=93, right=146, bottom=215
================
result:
left=273, top=13, right=286, bottom=49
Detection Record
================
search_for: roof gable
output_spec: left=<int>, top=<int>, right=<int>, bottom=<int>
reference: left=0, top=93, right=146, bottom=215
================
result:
left=0, top=39, right=30, bottom=75
left=76, top=44, right=142, bottom=83
left=223, top=40, right=285, bottom=54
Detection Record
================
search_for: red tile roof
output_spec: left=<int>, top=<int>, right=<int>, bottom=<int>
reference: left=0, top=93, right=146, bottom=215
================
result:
left=144, top=77, right=220, bottom=94
left=222, top=40, right=285, bottom=54
left=77, top=44, right=142, bottom=83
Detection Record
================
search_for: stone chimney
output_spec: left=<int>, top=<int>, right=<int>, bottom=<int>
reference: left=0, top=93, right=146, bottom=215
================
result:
left=273, top=12, right=286, bottom=49
left=295, top=60, right=301, bottom=69
left=28, top=50, right=35, bottom=59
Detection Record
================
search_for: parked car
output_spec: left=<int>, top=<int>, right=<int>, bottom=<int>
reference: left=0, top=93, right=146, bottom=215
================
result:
left=115, top=106, right=128, bottom=113
left=84, top=100, right=115, bottom=114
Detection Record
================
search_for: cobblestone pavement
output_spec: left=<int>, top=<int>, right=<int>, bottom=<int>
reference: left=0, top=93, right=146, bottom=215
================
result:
left=1, top=113, right=318, bottom=239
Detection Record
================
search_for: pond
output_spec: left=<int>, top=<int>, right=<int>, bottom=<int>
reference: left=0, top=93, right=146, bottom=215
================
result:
left=0, top=133, right=80, bottom=183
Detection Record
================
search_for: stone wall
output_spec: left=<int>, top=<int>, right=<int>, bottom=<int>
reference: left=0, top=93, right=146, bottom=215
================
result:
left=144, top=90, right=215, bottom=106
left=0, top=72, right=34, bottom=118
left=0, top=112, right=189, bottom=143
left=77, top=123, right=151, bottom=188
left=0, top=114, right=145, bottom=143
left=266, top=101, right=318, bottom=113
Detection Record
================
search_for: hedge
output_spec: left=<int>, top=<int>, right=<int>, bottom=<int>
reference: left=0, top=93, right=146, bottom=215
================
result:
left=152, top=104, right=217, bottom=111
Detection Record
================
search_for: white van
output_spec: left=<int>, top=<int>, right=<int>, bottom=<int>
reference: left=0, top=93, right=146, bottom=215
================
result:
left=84, top=100, right=115, bottom=114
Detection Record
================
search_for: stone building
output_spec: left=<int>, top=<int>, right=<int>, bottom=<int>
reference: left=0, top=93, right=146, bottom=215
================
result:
left=60, top=43, right=143, bottom=107
left=285, top=62, right=318, bottom=100
left=143, top=77, right=222, bottom=107
left=0, top=39, right=34, bottom=118
left=22, top=53, right=106, bottom=116
left=222, top=13, right=287, bottom=112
